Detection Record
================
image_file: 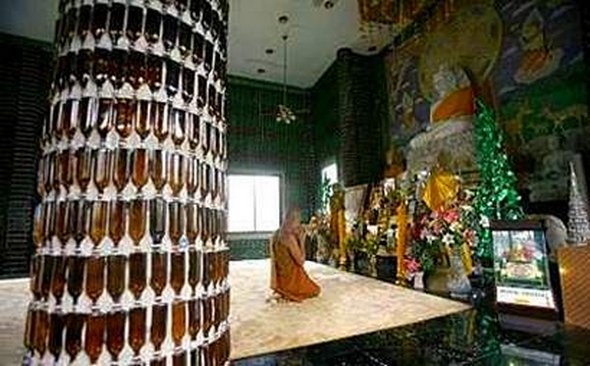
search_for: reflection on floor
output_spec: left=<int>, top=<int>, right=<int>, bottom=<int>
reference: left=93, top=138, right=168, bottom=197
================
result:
left=229, top=260, right=469, bottom=360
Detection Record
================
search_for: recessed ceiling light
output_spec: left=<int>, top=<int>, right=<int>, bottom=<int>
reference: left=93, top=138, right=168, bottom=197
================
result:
left=265, top=48, right=274, bottom=55
left=257, top=68, right=266, bottom=74
left=278, top=15, right=289, bottom=24
left=324, top=1, right=335, bottom=9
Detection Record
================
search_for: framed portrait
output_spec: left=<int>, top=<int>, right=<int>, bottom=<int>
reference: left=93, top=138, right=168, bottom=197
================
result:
left=490, top=220, right=558, bottom=317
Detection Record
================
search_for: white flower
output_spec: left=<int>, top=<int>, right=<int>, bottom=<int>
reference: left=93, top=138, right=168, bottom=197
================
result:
left=426, top=235, right=437, bottom=243
left=461, top=204, right=474, bottom=212
left=450, top=222, right=463, bottom=232
left=442, top=234, right=455, bottom=245
left=479, top=215, right=490, bottom=228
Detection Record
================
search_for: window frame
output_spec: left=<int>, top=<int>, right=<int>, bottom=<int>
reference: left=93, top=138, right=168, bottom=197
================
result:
left=226, top=169, right=285, bottom=240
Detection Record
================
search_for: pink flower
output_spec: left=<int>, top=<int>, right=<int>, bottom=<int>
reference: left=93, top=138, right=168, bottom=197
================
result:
left=442, top=209, right=460, bottom=224
left=405, top=258, right=421, bottom=273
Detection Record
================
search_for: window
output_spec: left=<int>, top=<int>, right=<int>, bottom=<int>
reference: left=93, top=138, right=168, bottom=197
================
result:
left=228, top=174, right=281, bottom=232
left=321, top=162, right=338, bottom=185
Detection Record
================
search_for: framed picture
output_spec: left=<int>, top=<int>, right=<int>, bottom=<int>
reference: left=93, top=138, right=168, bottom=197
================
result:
left=490, top=220, right=558, bottom=316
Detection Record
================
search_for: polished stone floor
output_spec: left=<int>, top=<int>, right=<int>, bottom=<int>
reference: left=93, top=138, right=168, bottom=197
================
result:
left=3, top=261, right=590, bottom=365
left=0, top=260, right=468, bottom=364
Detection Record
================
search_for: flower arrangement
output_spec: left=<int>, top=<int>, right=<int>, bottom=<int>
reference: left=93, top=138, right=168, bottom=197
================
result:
left=408, top=192, right=478, bottom=274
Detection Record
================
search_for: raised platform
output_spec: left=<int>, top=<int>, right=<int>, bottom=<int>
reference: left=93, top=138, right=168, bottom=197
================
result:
left=229, top=259, right=469, bottom=360
left=0, top=260, right=470, bottom=364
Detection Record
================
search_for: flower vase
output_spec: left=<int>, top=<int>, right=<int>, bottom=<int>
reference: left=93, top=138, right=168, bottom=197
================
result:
left=447, top=245, right=472, bottom=297
left=413, top=271, right=424, bottom=289
left=424, top=265, right=451, bottom=294
left=368, top=254, right=377, bottom=277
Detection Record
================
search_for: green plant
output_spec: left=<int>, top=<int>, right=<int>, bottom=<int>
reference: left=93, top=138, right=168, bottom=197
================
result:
left=319, top=176, right=332, bottom=215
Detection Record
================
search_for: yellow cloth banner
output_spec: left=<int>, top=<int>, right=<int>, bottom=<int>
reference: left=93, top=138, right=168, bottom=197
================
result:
left=422, top=168, right=459, bottom=211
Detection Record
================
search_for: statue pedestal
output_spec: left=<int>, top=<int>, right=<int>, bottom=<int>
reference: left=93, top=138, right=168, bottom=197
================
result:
left=407, top=118, right=479, bottom=184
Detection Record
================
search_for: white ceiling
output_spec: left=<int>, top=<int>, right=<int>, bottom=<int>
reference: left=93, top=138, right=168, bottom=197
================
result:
left=0, top=0, right=395, bottom=88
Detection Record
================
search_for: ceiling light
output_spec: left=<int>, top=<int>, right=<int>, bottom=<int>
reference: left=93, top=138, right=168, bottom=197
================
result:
left=265, top=48, right=274, bottom=55
left=278, top=15, right=289, bottom=24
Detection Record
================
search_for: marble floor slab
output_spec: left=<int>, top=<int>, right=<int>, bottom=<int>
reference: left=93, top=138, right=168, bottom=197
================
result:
left=0, top=260, right=470, bottom=364
left=229, top=260, right=469, bottom=360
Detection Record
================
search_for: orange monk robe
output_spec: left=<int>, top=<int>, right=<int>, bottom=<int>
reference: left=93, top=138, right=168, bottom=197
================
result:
left=431, top=86, right=475, bottom=124
left=270, top=231, right=320, bottom=302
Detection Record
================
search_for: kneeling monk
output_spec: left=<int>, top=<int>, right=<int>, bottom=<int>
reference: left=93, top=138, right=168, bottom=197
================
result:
left=270, top=207, right=320, bottom=302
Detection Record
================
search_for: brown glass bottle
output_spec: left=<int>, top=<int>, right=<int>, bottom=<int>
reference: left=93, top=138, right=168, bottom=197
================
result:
left=129, top=199, right=147, bottom=245
left=136, top=100, right=151, bottom=140
left=97, top=99, right=113, bottom=139
left=172, top=300, right=186, bottom=347
left=146, top=55, right=163, bottom=91
left=186, top=203, right=198, bottom=245
left=30, top=255, right=41, bottom=300
left=23, top=308, right=35, bottom=352
left=201, top=251, right=210, bottom=290
left=65, top=313, right=86, bottom=362
left=129, top=252, right=147, bottom=300
left=202, top=296, right=212, bottom=335
left=72, top=200, right=90, bottom=248
left=168, top=152, right=185, bottom=196
left=168, top=200, right=185, bottom=248
left=188, top=249, right=200, bottom=295
left=150, top=303, right=168, bottom=351
left=43, top=201, right=56, bottom=246
left=150, top=149, right=168, bottom=193
left=170, top=251, right=185, bottom=296
left=84, top=313, right=105, bottom=364
left=48, top=312, right=65, bottom=361
left=188, top=114, right=200, bottom=151
left=50, top=255, right=67, bottom=305
left=113, top=148, right=131, bottom=193
left=171, top=109, right=186, bottom=146
left=58, top=149, right=74, bottom=189
left=132, top=148, right=149, bottom=192
left=55, top=200, right=69, bottom=247
left=67, top=256, right=86, bottom=306
left=151, top=357, right=166, bottom=366
left=201, top=122, right=210, bottom=157
left=109, top=200, right=126, bottom=247
left=116, top=98, right=135, bottom=138
left=107, top=255, right=126, bottom=304
left=106, top=310, right=126, bottom=362
left=93, top=148, right=112, bottom=194
left=173, top=351, right=187, bottom=366
left=33, top=204, right=45, bottom=248
left=128, top=306, right=146, bottom=356
left=79, top=97, right=95, bottom=138
left=32, top=309, right=49, bottom=356
left=43, top=152, right=55, bottom=195
left=186, top=156, right=199, bottom=197
left=153, top=103, right=169, bottom=142
left=201, top=208, right=210, bottom=246
left=188, top=298, right=200, bottom=341
left=200, top=163, right=210, bottom=201
left=75, top=147, right=92, bottom=192
left=150, top=251, right=168, bottom=298
left=89, top=200, right=108, bottom=247
left=56, top=99, right=71, bottom=139
left=149, top=198, right=167, bottom=245
left=85, top=256, right=105, bottom=306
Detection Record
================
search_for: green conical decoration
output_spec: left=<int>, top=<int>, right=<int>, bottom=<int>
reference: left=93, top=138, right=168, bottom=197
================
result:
left=473, top=99, right=524, bottom=264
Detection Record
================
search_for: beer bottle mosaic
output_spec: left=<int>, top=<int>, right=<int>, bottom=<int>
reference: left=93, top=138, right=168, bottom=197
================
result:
left=26, top=0, right=230, bottom=364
